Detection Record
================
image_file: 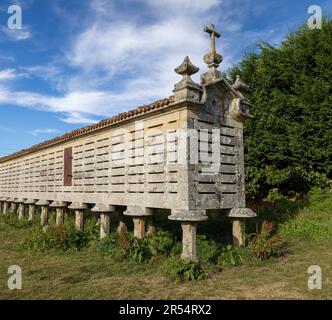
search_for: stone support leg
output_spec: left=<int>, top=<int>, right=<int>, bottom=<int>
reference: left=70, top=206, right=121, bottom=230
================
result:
left=11, top=203, right=17, bottom=214
left=56, top=208, right=65, bottom=226
left=232, top=219, right=245, bottom=246
left=169, top=209, right=207, bottom=262
left=18, top=203, right=25, bottom=221
left=227, top=208, right=257, bottom=246
left=124, top=206, right=153, bottom=240
left=91, top=204, right=115, bottom=239
left=100, top=213, right=111, bottom=239
left=75, top=210, right=84, bottom=232
left=28, top=204, right=36, bottom=222
left=41, top=206, right=48, bottom=226
left=133, top=217, right=148, bottom=239
left=117, top=221, right=127, bottom=235
left=3, top=202, right=8, bottom=215
left=181, top=222, right=198, bottom=261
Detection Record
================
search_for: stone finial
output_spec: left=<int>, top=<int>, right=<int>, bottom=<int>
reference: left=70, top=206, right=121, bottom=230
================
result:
left=232, top=75, right=249, bottom=93
left=203, top=24, right=223, bottom=69
left=175, top=56, right=199, bottom=79
left=201, top=24, right=225, bottom=84
left=173, top=56, right=201, bottom=103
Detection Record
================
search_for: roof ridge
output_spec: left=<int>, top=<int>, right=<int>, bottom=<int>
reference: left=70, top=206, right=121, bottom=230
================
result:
left=0, top=96, right=175, bottom=163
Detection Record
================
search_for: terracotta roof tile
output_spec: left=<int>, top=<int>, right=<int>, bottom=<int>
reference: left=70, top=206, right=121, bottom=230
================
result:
left=0, top=96, right=175, bottom=163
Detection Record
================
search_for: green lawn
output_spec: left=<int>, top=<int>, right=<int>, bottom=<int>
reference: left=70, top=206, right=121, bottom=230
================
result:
left=0, top=203, right=331, bottom=299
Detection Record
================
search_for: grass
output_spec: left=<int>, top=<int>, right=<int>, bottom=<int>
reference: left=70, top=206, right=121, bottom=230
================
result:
left=0, top=188, right=331, bottom=299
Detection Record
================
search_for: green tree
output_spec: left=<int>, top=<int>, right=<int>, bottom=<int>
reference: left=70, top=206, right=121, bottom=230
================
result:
left=229, top=19, right=332, bottom=200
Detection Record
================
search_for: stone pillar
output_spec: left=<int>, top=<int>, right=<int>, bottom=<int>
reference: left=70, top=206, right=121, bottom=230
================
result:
left=91, top=204, right=115, bottom=239
left=41, top=206, right=48, bottom=226
left=0, top=198, right=7, bottom=214
left=28, top=205, right=35, bottom=221
left=10, top=201, right=17, bottom=214
left=75, top=211, right=84, bottom=231
left=169, top=209, right=208, bottom=261
left=25, top=199, right=37, bottom=222
left=227, top=208, right=257, bottom=246
left=117, top=218, right=127, bottom=235
left=124, top=206, right=153, bottom=240
left=100, top=213, right=111, bottom=238
left=181, top=222, right=198, bottom=261
left=68, top=202, right=87, bottom=232
left=18, top=203, right=25, bottom=221
left=232, top=219, right=245, bottom=245
left=36, top=200, right=50, bottom=227
left=132, top=217, right=148, bottom=239
left=55, top=208, right=64, bottom=226
left=3, top=201, right=8, bottom=215
left=50, top=201, right=68, bottom=226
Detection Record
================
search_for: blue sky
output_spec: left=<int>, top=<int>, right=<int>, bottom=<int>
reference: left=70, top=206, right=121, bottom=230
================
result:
left=0, top=0, right=331, bottom=156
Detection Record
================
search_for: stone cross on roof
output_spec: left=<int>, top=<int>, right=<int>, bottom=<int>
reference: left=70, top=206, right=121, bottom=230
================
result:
left=203, top=24, right=221, bottom=53
left=203, top=24, right=223, bottom=70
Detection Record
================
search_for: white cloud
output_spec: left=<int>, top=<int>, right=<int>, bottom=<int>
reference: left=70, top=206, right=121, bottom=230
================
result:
left=0, top=0, right=286, bottom=124
left=28, top=128, right=61, bottom=136
left=1, top=26, right=32, bottom=41
left=0, top=69, right=16, bottom=81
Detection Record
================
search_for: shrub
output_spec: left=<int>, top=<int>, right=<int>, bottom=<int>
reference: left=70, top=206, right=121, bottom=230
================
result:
left=0, top=214, right=32, bottom=229
left=197, top=235, right=220, bottom=264
left=98, top=230, right=175, bottom=263
left=129, top=231, right=175, bottom=263
left=27, top=224, right=91, bottom=251
left=161, top=257, right=207, bottom=281
left=219, top=244, right=255, bottom=266
left=97, top=233, right=119, bottom=256
left=248, top=221, right=283, bottom=260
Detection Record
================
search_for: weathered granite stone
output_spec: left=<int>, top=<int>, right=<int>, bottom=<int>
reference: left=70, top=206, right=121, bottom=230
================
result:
left=173, top=56, right=201, bottom=103
left=227, top=207, right=257, bottom=218
left=181, top=222, right=197, bottom=261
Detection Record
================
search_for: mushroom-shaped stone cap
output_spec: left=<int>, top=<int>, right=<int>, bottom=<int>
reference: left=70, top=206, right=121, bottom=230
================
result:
left=168, top=209, right=208, bottom=222
left=175, top=56, right=199, bottom=77
left=36, top=200, right=51, bottom=206
left=228, top=207, right=257, bottom=218
left=68, top=202, right=88, bottom=210
left=24, top=199, right=37, bottom=205
left=124, top=206, right=153, bottom=217
left=91, top=203, right=115, bottom=213
left=50, top=201, right=68, bottom=208
left=15, top=198, right=25, bottom=203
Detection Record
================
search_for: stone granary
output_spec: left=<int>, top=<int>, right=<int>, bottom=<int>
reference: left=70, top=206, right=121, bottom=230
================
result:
left=0, top=25, right=256, bottom=261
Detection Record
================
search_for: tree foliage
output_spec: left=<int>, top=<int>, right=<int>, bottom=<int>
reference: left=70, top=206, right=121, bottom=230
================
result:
left=228, top=19, right=332, bottom=200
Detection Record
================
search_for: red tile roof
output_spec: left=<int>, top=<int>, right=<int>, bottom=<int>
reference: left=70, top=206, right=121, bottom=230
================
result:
left=0, top=96, right=175, bottom=163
